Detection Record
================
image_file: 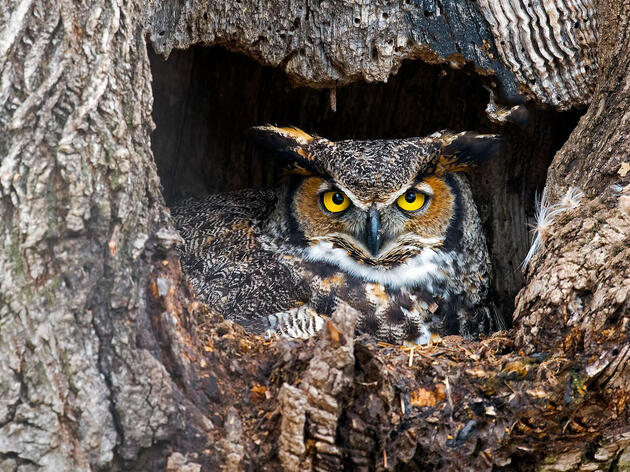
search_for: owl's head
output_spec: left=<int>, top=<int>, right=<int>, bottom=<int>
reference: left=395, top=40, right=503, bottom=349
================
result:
left=251, top=126, right=500, bottom=285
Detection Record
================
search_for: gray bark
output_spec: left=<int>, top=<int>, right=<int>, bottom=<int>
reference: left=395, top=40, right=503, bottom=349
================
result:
left=146, top=0, right=598, bottom=109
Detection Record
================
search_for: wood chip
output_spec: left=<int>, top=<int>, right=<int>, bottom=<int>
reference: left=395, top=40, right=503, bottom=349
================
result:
left=410, top=387, right=437, bottom=407
left=326, top=321, right=341, bottom=345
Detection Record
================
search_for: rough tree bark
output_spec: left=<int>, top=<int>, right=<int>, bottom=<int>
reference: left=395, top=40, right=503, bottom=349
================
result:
left=0, top=1, right=628, bottom=472
left=0, top=0, right=212, bottom=470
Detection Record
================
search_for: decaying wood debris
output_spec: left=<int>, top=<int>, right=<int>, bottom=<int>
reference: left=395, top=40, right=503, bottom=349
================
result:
left=149, top=245, right=630, bottom=470
left=0, top=0, right=628, bottom=470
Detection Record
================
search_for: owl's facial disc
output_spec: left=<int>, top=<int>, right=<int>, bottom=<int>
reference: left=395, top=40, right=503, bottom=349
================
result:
left=293, top=176, right=453, bottom=268
left=253, top=125, right=500, bottom=285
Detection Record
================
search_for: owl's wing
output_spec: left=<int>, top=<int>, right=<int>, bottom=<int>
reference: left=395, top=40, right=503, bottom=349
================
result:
left=171, top=190, right=311, bottom=334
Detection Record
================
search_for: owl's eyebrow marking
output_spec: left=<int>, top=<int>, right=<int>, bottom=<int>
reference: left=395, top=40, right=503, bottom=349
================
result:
left=318, top=179, right=369, bottom=210
left=377, top=179, right=434, bottom=208
left=316, top=178, right=345, bottom=193
left=415, top=182, right=434, bottom=197
left=316, top=181, right=332, bottom=193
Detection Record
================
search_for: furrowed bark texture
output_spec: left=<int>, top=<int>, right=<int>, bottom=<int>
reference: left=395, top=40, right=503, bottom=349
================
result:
left=476, top=0, right=599, bottom=108
left=507, top=2, right=630, bottom=468
left=1, top=0, right=629, bottom=470
left=516, top=0, right=630, bottom=355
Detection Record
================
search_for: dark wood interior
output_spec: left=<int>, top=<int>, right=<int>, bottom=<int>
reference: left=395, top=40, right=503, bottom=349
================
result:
left=149, top=45, right=582, bottom=326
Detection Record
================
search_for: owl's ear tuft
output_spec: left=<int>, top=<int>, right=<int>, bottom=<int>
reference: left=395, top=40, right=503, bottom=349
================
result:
left=249, top=125, right=319, bottom=173
left=436, top=131, right=502, bottom=173
left=250, top=125, right=315, bottom=147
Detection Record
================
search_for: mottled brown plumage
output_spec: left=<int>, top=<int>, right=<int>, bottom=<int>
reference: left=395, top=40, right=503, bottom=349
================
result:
left=172, top=126, right=503, bottom=344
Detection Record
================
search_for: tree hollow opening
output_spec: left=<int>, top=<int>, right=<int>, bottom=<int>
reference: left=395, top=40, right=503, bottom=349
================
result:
left=149, top=45, right=582, bottom=327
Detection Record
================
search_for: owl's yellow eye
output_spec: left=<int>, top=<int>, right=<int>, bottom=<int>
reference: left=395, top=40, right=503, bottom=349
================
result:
left=322, top=190, right=351, bottom=213
left=397, top=191, right=426, bottom=212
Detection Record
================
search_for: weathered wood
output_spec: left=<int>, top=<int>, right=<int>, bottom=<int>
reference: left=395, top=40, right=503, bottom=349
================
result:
left=476, top=0, right=599, bottom=108
left=513, top=0, right=630, bottom=359
left=146, top=0, right=520, bottom=100
left=146, top=0, right=598, bottom=109
left=0, top=0, right=211, bottom=469
left=512, top=0, right=630, bottom=439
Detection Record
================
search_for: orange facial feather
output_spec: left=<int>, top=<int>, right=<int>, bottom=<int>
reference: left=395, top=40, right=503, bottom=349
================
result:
left=404, top=176, right=454, bottom=239
left=293, top=177, right=347, bottom=239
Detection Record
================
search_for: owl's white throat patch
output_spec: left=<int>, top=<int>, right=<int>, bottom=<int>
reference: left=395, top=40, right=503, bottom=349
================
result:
left=304, top=240, right=453, bottom=289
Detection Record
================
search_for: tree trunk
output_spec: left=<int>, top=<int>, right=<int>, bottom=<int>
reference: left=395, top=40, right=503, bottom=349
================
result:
left=0, top=0, right=628, bottom=471
left=0, top=0, right=209, bottom=469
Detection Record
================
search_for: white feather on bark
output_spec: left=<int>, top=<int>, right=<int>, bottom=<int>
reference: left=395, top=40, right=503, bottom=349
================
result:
left=521, top=187, right=584, bottom=270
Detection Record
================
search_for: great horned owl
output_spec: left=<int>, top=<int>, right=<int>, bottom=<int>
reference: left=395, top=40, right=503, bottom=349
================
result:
left=172, top=126, right=502, bottom=344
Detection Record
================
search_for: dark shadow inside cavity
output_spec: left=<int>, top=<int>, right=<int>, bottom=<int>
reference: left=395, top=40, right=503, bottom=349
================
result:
left=149, top=45, right=582, bottom=327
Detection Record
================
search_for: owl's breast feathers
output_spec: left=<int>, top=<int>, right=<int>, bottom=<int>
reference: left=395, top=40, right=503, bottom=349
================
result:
left=299, top=242, right=490, bottom=344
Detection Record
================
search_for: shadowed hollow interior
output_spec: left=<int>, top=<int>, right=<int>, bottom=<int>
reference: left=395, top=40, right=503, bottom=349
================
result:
left=149, top=45, right=582, bottom=327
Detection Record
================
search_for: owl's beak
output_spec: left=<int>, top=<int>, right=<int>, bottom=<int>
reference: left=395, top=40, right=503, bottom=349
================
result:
left=366, top=206, right=382, bottom=256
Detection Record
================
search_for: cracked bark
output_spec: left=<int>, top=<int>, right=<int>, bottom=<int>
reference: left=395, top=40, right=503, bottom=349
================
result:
left=0, top=0, right=628, bottom=471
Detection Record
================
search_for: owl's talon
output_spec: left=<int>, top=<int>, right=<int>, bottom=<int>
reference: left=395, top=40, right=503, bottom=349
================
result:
left=264, top=306, right=325, bottom=340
